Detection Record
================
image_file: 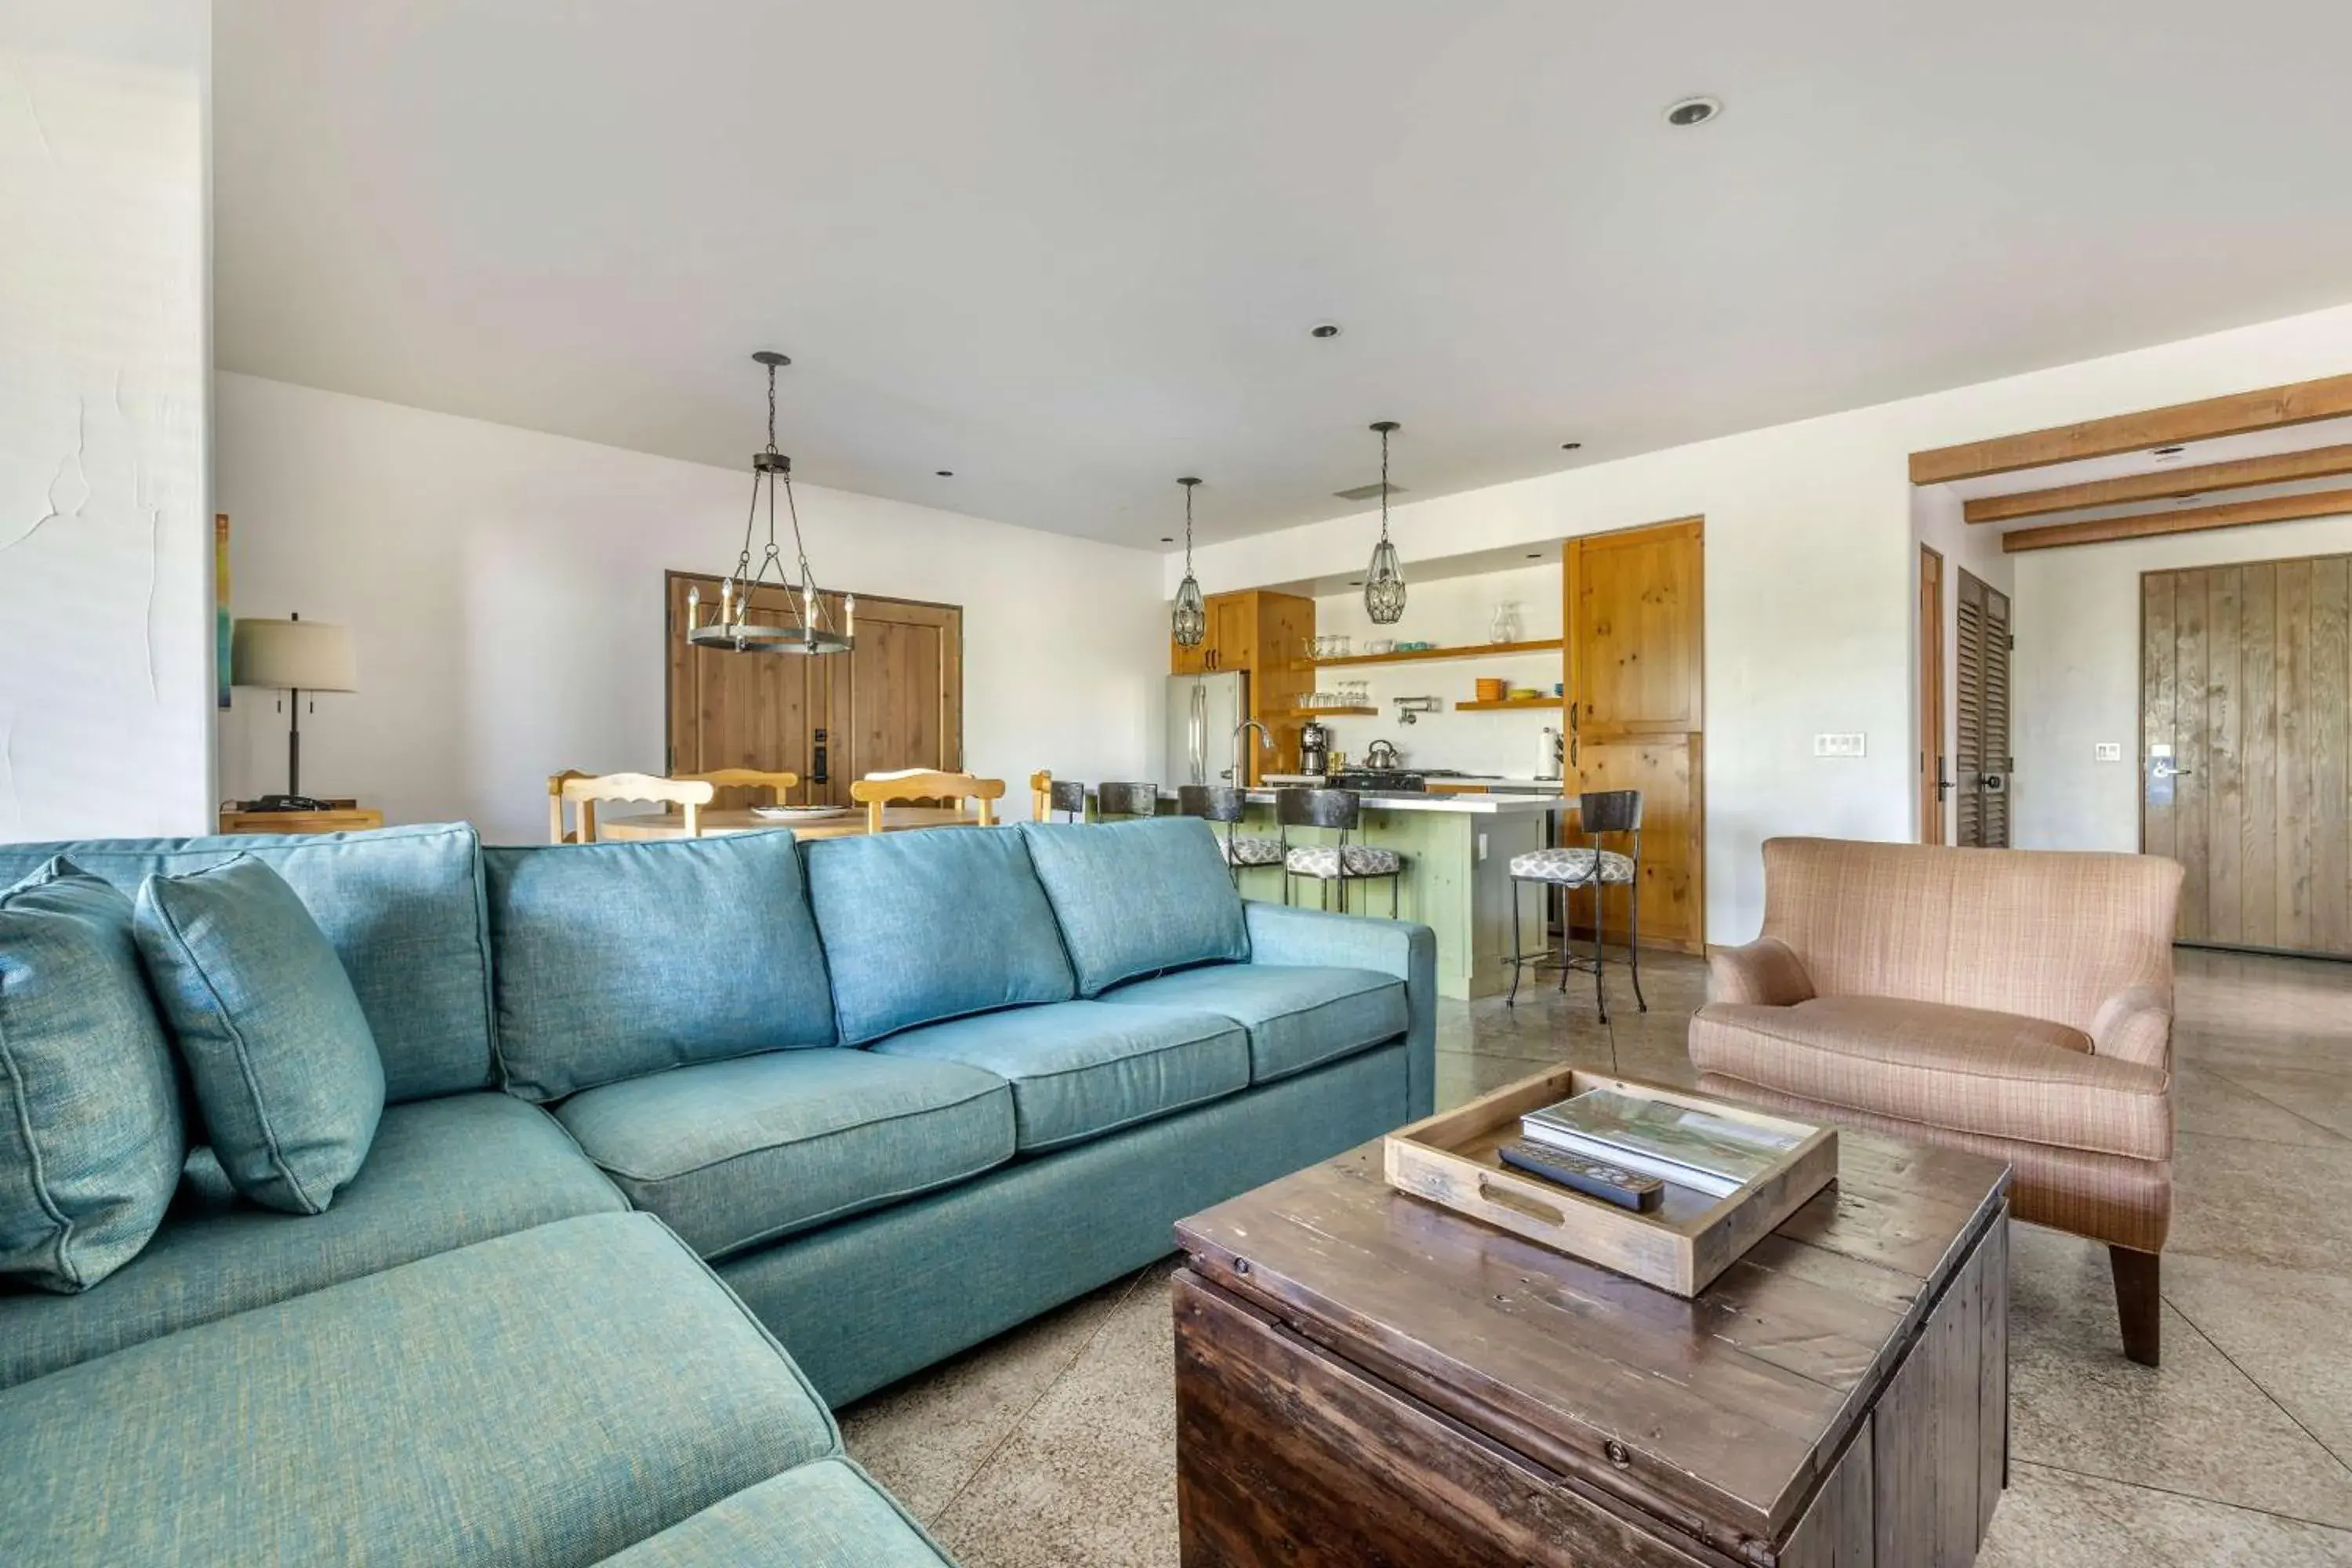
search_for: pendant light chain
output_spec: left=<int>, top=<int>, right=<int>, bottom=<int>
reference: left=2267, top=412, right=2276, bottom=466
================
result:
left=686, top=351, right=854, bottom=655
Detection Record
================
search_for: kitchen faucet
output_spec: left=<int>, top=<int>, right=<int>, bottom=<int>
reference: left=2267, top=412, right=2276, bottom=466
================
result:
left=1232, top=718, right=1272, bottom=782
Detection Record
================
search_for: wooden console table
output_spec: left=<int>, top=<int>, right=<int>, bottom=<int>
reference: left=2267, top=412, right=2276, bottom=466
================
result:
left=217, top=804, right=383, bottom=836
left=1174, top=1109, right=2011, bottom=1566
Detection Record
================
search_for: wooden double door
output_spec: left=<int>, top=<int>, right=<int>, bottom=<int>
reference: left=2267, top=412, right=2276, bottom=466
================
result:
left=1563, top=518, right=1706, bottom=954
left=2143, top=554, right=2352, bottom=956
left=664, top=572, right=964, bottom=806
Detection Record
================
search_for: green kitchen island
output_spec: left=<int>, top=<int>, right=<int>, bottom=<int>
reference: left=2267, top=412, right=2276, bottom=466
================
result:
left=1142, top=787, right=1567, bottom=1000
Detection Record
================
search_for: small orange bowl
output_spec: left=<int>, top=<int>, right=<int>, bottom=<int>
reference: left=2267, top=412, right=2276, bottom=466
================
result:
left=1474, top=678, right=1507, bottom=701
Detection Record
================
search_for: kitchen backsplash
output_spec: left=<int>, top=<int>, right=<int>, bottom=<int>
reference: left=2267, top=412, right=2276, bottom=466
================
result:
left=1311, top=561, right=1565, bottom=778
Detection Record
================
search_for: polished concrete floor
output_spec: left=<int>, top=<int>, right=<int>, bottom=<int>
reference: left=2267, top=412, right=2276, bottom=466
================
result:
left=840, top=946, right=2352, bottom=1566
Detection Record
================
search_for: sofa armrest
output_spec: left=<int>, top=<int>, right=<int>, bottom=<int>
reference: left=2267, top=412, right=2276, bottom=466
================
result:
left=2091, top=982, right=2175, bottom=1073
left=1707, top=937, right=1815, bottom=1007
left=1243, top=902, right=1438, bottom=1120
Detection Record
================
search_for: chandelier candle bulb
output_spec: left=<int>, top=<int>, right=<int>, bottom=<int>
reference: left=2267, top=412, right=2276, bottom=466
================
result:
left=844, top=595, right=855, bottom=638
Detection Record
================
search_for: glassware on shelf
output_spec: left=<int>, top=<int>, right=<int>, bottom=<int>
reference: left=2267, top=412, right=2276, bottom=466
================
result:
left=1335, top=634, right=1352, bottom=658
left=1490, top=601, right=1523, bottom=643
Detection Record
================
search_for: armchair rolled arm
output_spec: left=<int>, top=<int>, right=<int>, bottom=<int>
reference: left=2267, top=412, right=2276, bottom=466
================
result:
left=1244, top=901, right=1437, bottom=1120
left=1707, top=937, right=1815, bottom=1007
left=2090, top=982, right=2175, bottom=1071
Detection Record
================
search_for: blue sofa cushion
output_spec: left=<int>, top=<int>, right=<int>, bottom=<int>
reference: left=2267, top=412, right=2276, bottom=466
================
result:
left=804, top=829, right=1075, bottom=1044
left=1100, top=963, right=1409, bottom=1083
left=1018, top=818, right=1249, bottom=996
left=0, top=825, right=494, bottom=1104
left=598, top=1457, right=953, bottom=1566
left=0, top=1091, right=626, bottom=1390
left=485, top=834, right=837, bottom=1102
left=133, top=855, right=386, bottom=1215
left=871, top=1000, right=1248, bottom=1152
left=0, top=1212, right=838, bottom=1568
left=557, top=1050, right=1014, bottom=1258
left=0, top=860, right=184, bottom=1293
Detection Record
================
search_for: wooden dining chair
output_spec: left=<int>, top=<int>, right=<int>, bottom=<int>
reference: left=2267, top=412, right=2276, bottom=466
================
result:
left=548, top=769, right=593, bottom=843
left=849, top=771, right=1006, bottom=834
left=674, top=768, right=800, bottom=810
left=558, top=772, right=717, bottom=843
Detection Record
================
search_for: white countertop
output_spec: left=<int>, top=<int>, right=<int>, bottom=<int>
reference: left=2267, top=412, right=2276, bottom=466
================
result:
left=1156, top=784, right=1566, bottom=815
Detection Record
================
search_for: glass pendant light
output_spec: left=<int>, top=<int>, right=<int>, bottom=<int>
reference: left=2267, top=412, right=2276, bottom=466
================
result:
left=681, top=351, right=855, bottom=655
left=1171, top=477, right=1207, bottom=648
left=1363, top=419, right=1407, bottom=624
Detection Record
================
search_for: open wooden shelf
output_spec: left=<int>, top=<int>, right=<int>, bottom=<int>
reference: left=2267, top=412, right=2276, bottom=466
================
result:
left=1285, top=705, right=1379, bottom=717
left=1296, top=637, right=1563, bottom=670
left=1454, top=696, right=1564, bottom=712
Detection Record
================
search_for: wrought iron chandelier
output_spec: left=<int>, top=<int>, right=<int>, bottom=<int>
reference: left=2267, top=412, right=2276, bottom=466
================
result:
left=1363, top=419, right=1407, bottom=624
left=683, top=351, right=854, bottom=655
left=1171, top=477, right=1207, bottom=648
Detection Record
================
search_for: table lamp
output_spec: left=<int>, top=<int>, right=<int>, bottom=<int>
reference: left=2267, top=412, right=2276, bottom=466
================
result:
left=231, top=613, right=358, bottom=809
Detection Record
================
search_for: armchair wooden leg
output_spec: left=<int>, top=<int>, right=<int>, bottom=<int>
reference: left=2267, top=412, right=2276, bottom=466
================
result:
left=2110, top=1246, right=2161, bottom=1367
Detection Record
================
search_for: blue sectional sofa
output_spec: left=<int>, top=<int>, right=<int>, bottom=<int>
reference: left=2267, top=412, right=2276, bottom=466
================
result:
left=0, top=815, right=1434, bottom=1564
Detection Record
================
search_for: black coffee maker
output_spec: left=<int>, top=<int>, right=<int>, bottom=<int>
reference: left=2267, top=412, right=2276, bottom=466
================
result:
left=1298, top=719, right=1330, bottom=777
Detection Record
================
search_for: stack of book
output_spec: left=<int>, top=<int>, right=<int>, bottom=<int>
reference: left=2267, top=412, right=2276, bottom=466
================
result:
left=1520, top=1087, right=1805, bottom=1200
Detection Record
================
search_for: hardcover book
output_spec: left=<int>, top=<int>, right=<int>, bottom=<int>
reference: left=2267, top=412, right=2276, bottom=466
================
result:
left=1521, top=1087, right=1807, bottom=1199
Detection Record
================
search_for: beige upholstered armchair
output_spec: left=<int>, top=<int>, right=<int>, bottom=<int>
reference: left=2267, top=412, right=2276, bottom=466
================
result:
left=1690, top=837, right=2183, bottom=1365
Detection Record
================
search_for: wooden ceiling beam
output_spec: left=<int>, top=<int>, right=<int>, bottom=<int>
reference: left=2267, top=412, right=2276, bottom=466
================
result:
left=1911, top=372, right=2352, bottom=486
left=2001, top=485, right=2352, bottom=554
left=1964, top=441, right=2352, bottom=524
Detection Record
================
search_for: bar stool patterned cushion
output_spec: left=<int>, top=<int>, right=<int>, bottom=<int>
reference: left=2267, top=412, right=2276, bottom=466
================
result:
left=1508, top=846, right=1635, bottom=885
left=1286, top=844, right=1403, bottom=878
left=1218, top=837, right=1285, bottom=868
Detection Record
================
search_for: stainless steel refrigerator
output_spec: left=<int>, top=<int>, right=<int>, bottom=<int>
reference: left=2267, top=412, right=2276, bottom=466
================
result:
left=1165, top=671, right=1249, bottom=788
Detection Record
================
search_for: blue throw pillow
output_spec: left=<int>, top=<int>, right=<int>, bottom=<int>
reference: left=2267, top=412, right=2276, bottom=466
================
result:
left=0, top=858, right=186, bottom=1292
left=133, top=855, right=386, bottom=1215
left=804, top=829, right=1076, bottom=1045
left=1019, top=818, right=1250, bottom=996
left=484, top=833, right=838, bottom=1102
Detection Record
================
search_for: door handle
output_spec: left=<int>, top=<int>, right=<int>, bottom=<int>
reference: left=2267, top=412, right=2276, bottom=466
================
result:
left=1570, top=738, right=1578, bottom=768
left=1934, top=759, right=1953, bottom=800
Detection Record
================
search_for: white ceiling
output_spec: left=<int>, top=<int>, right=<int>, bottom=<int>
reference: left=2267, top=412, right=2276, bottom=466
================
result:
left=214, top=2, right=2352, bottom=550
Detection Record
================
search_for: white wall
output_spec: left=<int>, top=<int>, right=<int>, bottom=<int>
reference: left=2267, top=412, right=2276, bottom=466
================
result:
left=2013, top=513, right=2352, bottom=853
left=0, top=2, right=212, bottom=841
left=215, top=374, right=1166, bottom=843
left=1182, top=301, right=2352, bottom=945
left=1308, top=562, right=1565, bottom=778
left=1911, top=482, right=2015, bottom=844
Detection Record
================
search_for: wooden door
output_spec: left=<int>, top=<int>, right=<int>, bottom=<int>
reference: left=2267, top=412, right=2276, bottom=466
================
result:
left=666, top=573, right=963, bottom=810
left=2144, top=554, right=2351, bottom=956
left=817, top=592, right=964, bottom=801
left=1955, top=569, right=2012, bottom=848
left=666, top=574, right=822, bottom=802
left=1566, top=517, right=1706, bottom=953
left=1919, top=545, right=1947, bottom=844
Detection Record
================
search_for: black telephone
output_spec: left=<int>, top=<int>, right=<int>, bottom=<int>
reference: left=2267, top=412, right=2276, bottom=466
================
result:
left=244, top=794, right=332, bottom=813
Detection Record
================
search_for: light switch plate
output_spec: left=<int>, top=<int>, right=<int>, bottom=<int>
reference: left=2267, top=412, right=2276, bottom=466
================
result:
left=2094, top=742, right=2124, bottom=762
left=1813, top=733, right=1867, bottom=758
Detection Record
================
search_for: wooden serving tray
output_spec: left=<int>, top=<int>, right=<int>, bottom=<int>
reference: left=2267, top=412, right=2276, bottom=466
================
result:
left=1384, top=1067, right=1838, bottom=1297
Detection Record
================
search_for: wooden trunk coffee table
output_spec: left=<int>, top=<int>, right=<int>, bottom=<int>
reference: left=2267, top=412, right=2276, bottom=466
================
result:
left=1173, top=1082, right=2012, bottom=1567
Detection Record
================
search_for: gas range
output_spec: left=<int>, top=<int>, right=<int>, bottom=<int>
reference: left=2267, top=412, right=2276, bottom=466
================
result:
left=1326, top=768, right=1428, bottom=793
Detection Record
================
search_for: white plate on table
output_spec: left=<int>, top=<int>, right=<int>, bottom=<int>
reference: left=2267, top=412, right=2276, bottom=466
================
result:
left=750, top=804, right=853, bottom=822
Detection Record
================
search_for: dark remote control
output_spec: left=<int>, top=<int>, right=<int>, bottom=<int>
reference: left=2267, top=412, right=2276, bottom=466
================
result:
left=1497, top=1140, right=1664, bottom=1213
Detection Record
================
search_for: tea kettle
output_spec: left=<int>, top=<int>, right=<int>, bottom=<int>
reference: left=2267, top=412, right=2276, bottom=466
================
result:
left=1364, top=739, right=1403, bottom=771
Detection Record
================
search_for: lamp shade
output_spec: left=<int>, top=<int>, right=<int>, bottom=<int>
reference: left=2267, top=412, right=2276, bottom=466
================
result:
left=230, top=618, right=358, bottom=693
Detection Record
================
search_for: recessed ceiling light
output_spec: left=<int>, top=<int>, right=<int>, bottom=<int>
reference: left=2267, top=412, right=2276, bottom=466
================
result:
left=935, top=470, right=953, bottom=477
left=1526, top=553, right=1543, bottom=560
left=1561, top=441, right=1583, bottom=452
left=2150, top=445, right=2187, bottom=461
left=1664, top=96, right=1722, bottom=128
left=1161, top=535, right=1174, bottom=543
left=1348, top=580, right=1363, bottom=588
left=1310, top=323, right=1341, bottom=339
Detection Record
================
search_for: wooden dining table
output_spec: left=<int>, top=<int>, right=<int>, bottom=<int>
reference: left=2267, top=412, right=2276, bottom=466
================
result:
left=591, top=807, right=984, bottom=842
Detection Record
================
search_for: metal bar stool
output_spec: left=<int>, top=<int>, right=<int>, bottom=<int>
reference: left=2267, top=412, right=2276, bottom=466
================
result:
left=1277, top=788, right=1404, bottom=916
left=1031, top=770, right=1090, bottom=822
left=1095, top=782, right=1161, bottom=820
left=1178, top=784, right=1283, bottom=886
left=1504, top=789, right=1646, bottom=1021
